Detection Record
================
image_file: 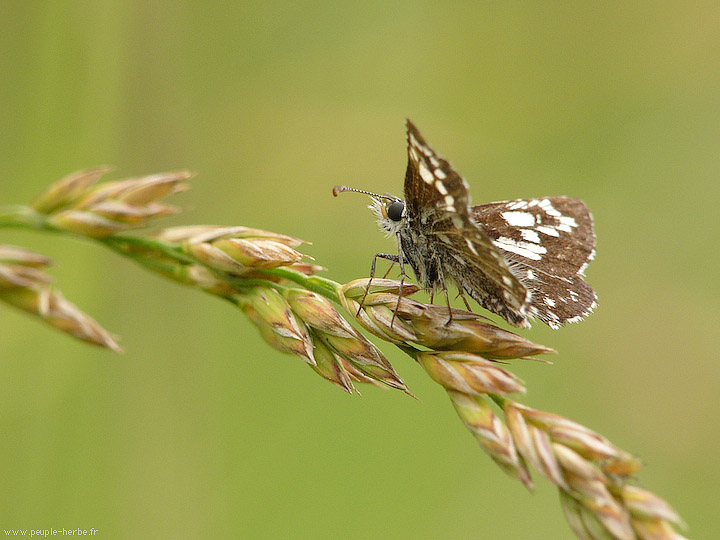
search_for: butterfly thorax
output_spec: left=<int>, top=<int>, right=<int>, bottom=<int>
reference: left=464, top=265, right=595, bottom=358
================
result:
left=399, top=216, right=441, bottom=289
left=368, top=196, right=441, bottom=291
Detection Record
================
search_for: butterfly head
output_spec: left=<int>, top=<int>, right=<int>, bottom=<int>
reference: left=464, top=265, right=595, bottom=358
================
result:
left=333, top=185, right=406, bottom=236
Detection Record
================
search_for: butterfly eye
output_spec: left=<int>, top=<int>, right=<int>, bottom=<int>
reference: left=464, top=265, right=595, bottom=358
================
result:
left=386, top=200, right=405, bottom=221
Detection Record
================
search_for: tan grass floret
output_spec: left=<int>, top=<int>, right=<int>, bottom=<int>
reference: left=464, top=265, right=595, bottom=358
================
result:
left=0, top=244, right=120, bottom=351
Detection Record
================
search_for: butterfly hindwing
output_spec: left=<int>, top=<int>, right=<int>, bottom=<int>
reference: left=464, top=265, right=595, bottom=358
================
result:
left=471, top=198, right=597, bottom=327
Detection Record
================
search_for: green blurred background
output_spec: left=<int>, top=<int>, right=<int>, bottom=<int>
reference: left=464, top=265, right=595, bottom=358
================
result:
left=1, top=2, right=718, bottom=539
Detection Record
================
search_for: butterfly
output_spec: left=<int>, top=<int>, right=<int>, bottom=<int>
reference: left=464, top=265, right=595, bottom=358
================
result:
left=334, top=119, right=596, bottom=329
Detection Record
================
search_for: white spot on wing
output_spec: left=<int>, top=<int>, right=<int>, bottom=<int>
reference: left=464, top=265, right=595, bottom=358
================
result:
left=435, top=181, right=448, bottom=195
left=538, top=198, right=561, bottom=217
left=536, top=225, right=559, bottom=237
left=434, top=168, right=447, bottom=180
left=520, top=229, right=541, bottom=243
left=443, top=194, right=456, bottom=211
left=507, top=200, right=529, bottom=210
left=493, top=237, right=547, bottom=261
left=502, top=211, right=536, bottom=227
left=543, top=297, right=556, bottom=307
left=526, top=269, right=535, bottom=280
left=559, top=215, right=578, bottom=228
left=418, top=162, right=434, bottom=184
left=555, top=215, right=578, bottom=233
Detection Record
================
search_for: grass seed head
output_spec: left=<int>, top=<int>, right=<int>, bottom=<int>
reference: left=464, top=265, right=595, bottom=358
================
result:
left=502, top=399, right=684, bottom=539
left=31, top=167, right=112, bottom=214
left=341, top=278, right=420, bottom=299
left=213, top=237, right=303, bottom=269
left=621, top=486, right=685, bottom=528
left=160, top=225, right=306, bottom=248
left=308, top=334, right=357, bottom=394
left=47, top=209, right=132, bottom=237
left=509, top=402, right=620, bottom=462
left=0, top=264, right=53, bottom=288
left=181, top=265, right=238, bottom=296
left=417, top=351, right=526, bottom=396
left=0, top=245, right=53, bottom=267
left=89, top=200, right=180, bottom=223
left=285, top=289, right=356, bottom=337
left=0, top=287, right=121, bottom=351
left=0, top=246, right=54, bottom=288
left=185, top=241, right=250, bottom=275
left=630, top=520, right=689, bottom=540
left=39, top=170, right=191, bottom=237
left=447, top=391, right=532, bottom=488
left=241, top=287, right=315, bottom=365
left=176, top=227, right=306, bottom=275
left=111, top=172, right=192, bottom=205
left=560, top=490, right=615, bottom=540
left=341, top=280, right=553, bottom=360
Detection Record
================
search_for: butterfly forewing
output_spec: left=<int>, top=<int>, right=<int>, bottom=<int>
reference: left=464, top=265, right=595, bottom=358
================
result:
left=402, top=120, right=530, bottom=321
left=404, top=121, right=471, bottom=219
left=431, top=226, right=533, bottom=326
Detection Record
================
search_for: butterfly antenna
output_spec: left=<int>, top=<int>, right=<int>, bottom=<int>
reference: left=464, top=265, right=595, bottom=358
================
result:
left=332, top=185, right=396, bottom=202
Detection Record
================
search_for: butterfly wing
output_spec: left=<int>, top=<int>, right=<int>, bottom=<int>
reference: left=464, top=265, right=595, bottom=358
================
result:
left=403, top=120, right=531, bottom=325
left=472, top=198, right=597, bottom=328
left=404, top=119, right=472, bottom=221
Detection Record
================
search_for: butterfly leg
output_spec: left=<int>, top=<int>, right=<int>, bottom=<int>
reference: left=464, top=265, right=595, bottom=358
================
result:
left=457, top=288, right=472, bottom=311
left=390, top=234, right=410, bottom=328
left=359, top=252, right=400, bottom=316
left=435, top=266, right=454, bottom=326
